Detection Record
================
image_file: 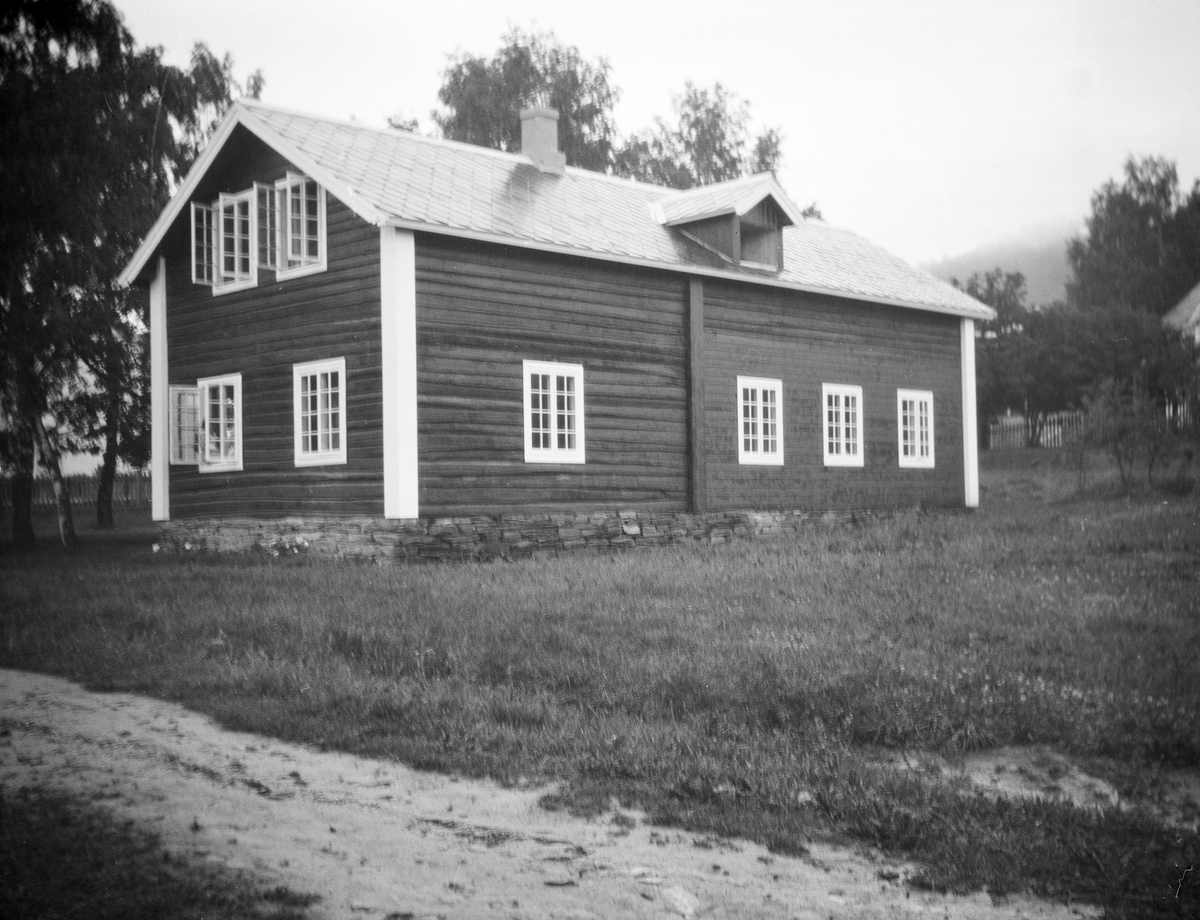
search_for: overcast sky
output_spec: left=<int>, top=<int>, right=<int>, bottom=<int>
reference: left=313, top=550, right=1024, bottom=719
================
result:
left=117, top=0, right=1200, bottom=265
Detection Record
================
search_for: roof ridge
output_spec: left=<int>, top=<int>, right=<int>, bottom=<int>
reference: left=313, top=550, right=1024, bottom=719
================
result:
left=237, top=100, right=781, bottom=205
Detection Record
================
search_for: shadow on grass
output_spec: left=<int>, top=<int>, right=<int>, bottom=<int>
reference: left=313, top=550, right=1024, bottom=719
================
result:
left=0, top=785, right=319, bottom=920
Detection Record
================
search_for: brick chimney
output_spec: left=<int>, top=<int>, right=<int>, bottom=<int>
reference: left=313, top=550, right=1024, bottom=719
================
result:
left=520, top=106, right=567, bottom=175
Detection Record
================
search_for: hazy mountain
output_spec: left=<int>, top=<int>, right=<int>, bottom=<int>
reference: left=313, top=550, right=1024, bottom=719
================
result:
left=923, top=222, right=1078, bottom=308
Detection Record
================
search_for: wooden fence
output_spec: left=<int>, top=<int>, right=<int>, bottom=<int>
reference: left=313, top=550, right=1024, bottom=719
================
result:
left=0, top=472, right=151, bottom=510
left=988, top=411, right=1088, bottom=449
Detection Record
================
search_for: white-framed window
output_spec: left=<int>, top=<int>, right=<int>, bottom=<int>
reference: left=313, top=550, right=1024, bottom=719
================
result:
left=190, top=203, right=215, bottom=285
left=523, top=360, right=585, bottom=464
left=897, top=389, right=934, bottom=468
left=276, top=172, right=326, bottom=279
left=215, top=190, right=256, bottom=293
left=294, top=357, right=347, bottom=466
left=823, top=383, right=863, bottom=467
left=168, top=385, right=200, bottom=465
left=255, top=182, right=278, bottom=270
left=198, top=373, right=243, bottom=473
left=737, top=376, right=783, bottom=465
left=190, top=174, right=326, bottom=290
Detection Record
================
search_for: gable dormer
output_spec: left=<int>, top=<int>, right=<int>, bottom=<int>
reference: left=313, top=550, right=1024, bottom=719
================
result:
left=656, top=174, right=805, bottom=272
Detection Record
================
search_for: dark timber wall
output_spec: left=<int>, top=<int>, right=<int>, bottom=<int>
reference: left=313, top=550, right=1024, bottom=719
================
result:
left=702, top=279, right=964, bottom=511
left=414, top=236, right=690, bottom=514
left=159, top=131, right=962, bottom=523
left=164, top=130, right=383, bottom=519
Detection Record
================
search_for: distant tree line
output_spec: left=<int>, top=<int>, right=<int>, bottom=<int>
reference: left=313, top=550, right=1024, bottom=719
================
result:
left=961, top=157, right=1200, bottom=484
left=399, top=27, right=819, bottom=213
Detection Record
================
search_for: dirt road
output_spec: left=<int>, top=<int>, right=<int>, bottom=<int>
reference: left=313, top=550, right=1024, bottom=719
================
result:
left=0, top=669, right=1098, bottom=919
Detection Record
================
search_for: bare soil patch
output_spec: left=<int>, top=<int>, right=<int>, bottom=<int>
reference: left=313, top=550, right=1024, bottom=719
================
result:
left=1, top=669, right=1102, bottom=920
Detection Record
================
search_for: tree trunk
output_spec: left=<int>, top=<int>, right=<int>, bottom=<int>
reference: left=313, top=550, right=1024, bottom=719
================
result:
left=96, top=388, right=120, bottom=529
left=33, top=416, right=77, bottom=548
left=9, top=425, right=36, bottom=548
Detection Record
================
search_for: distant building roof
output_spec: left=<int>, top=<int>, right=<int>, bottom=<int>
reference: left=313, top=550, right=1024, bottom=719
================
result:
left=1163, top=279, right=1200, bottom=339
left=121, top=102, right=993, bottom=321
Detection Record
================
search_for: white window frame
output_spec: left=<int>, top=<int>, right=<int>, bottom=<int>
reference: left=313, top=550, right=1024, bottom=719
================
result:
left=168, top=385, right=200, bottom=465
left=215, top=190, right=257, bottom=294
left=198, top=373, right=243, bottom=473
left=190, top=202, right=215, bottom=285
left=276, top=172, right=327, bottom=280
left=897, top=389, right=935, bottom=468
left=255, top=182, right=278, bottom=270
left=294, top=357, right=347, bottom=467
left=523, top=360, right=585, bottom=464
left=822, top=383, right=864, bottom=467
left=736, top=376, right=783, bottom=465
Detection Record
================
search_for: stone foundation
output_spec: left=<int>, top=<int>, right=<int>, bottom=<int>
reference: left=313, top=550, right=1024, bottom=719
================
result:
left=156, top=508, right=870, bottom=563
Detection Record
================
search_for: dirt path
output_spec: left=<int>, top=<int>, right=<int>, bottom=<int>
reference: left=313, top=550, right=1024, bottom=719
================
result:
left=1, top=669, right=1098, bottom=920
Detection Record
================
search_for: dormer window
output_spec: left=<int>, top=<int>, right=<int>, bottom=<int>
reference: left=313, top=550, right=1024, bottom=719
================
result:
left=738, top=200, right=783, bottom=270
left=191, top=173, right=326, bottom=293
left=658, top=174, right=801, bottom=273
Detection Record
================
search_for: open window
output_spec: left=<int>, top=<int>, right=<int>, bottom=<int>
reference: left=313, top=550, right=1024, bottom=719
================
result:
left=190, top=174, right=326, bottom=291
left=168, top=385, right=199, bottom=465
left=276, top=173, right=326, bottom=279
left=198, top=373, right=243, bottom=473
left=216, top=191, right=256, bottom=292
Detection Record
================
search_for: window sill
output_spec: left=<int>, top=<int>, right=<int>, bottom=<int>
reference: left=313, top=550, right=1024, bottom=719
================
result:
left=211, top=278, right=256, bottom=296
left=199, top=460, right=243, bottom=474
left=738, top=454, right=785, bottom=466
left=295, top=454, right=347, bottom=468
left=277, top=260, right=327, bottom=282
left=824, top=455, right=864, bottom=468
left=524, top=453, right=586, bottom=465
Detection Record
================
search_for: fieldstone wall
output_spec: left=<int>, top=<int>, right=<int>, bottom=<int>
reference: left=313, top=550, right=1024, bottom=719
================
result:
left=156, top=508, right=868, bottom=563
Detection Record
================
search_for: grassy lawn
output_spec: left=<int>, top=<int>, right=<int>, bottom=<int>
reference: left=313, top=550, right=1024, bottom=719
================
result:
left=2, top=449, right=1198, bottom=918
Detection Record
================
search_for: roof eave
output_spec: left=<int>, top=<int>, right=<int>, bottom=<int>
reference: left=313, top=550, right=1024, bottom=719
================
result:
left=382, top=217, right=995, bottom=321
left=662, top=207, right=737, bottom=226
left=118, top=105, right=243, bottom=287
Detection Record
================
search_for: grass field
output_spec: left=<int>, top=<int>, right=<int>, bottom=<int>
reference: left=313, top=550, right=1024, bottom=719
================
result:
left=2, top=448, right=1198, bottom=918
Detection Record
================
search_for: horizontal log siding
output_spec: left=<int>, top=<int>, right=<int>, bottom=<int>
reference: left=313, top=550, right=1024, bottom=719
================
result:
left=414, top=237, right=689, bottom=514
left=165, top=144, right=383, bottom=519
left=703, top=280, right=964, bottom=510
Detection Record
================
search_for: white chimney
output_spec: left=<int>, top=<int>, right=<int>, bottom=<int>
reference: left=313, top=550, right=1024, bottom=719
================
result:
left=520, top=106, right=567, bottom=175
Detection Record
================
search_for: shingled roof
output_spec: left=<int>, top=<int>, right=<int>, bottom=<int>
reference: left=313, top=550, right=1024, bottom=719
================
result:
left=121, top=101, right=992, bottom=320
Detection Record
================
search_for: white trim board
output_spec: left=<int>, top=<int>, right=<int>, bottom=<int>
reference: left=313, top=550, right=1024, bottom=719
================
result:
left=380, top=227, right=419, bottom=519
left=150, top=257, right=169, bottom=521
left=961, top=319, right=980, bottom=508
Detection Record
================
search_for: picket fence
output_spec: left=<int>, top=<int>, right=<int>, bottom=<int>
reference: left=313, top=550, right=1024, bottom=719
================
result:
left=988, top=412, right=1088, bottom=449
left=0, top=472, right=151, bottom=510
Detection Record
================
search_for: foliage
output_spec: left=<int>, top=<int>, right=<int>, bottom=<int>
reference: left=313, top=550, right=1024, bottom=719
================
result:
left=963, top=266, right=1197, bottom=453
left=429, top=30, right=800, bottom=198
left=0, top=0, right=260, bottom=541
left=432, top=27, right=619, bottom=173
left=1067, top=156, right=1200, bottom=315
left=960, top=269, right=1087, bottom=445
left=612, top=81, right=785, bottom=190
